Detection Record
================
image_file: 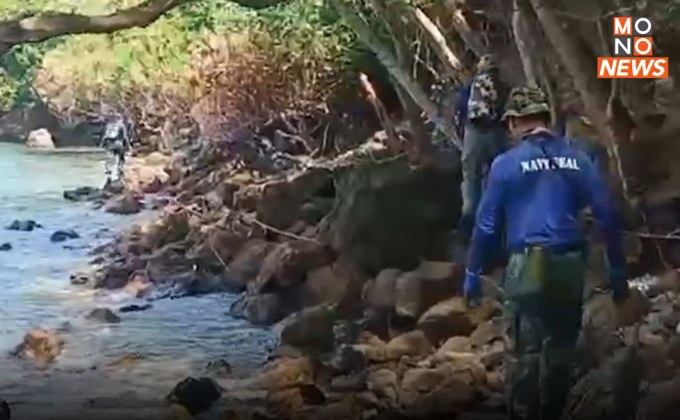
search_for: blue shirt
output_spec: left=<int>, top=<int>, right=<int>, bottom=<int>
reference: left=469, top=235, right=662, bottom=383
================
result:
left=466, top=129, right=624, bottom=274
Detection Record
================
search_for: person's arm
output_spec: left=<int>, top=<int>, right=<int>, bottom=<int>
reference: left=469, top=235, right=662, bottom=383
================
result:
left=466, top=157, right=506, bottom=276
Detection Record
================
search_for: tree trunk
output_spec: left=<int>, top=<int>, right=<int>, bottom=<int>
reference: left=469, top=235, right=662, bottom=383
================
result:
left=332, top=0, right=461, bottom=152
left=512, top=0, right=539, bottom=86
left=402, top=4, right=464, bottom=81
left=528, top=0, right=630, bottom=198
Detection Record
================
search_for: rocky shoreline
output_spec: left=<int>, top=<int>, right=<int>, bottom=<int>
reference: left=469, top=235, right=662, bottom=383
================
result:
left=8, top=134, right=680, bottom=419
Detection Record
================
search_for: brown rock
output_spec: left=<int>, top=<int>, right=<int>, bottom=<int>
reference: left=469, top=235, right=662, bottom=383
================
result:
left=616, top=287, right=651, bottom=327
left=267, top=384, right=326, bottom=419
left=253, top=241, right=334, bottom=294
left=279, top=305, right=336, bottom=353
left=308, top=394, right=361, bottom=420
left=417, top=297, right=499, bottom=345
left=144, top=244, right=193, bottom=284
left=245, top=293, right=285, bottom=325
left=249, top=357, right=315, bottom=391
left=11, top=327, right=65, bottom=365
left=480, top=339, right=506, bottom=369
left=385, top=330, right=433, bottom=360
left=123, top=271, right=153, bottom=298
left=366, top=369, right=399, bottom=407
left=469, top=320, right=504, bottom=348
left=104, top=192, right=143, bottom=215
left=436, top=336, right=473, bottom=355
left=486, top=369, right=505, bottom=392
left=303, top=264, right=351, bottom=307
left=228, top=239, right=272, bottom=286
left=362, top=268, right=400, bottom=311
left=393, top=262, right=461, bottom=320
left=398, top=363, right=478, bottom=416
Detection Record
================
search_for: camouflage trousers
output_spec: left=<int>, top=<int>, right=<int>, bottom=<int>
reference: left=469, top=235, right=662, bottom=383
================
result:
left=502, top=248, right=586, bottom=420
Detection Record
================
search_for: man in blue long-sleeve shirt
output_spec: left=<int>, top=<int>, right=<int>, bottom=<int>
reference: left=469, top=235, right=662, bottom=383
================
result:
left=463, top=87, right=629, bottom=420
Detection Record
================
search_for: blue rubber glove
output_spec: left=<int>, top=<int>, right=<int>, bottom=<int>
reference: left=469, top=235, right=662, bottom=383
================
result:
left=609, top=266, right=629, bottom=302
left=464, top=269, right=482, bottom=308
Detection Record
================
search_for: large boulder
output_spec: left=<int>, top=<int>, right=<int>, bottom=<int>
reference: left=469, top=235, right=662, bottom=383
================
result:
left=251, top=240, right=335, bottom=295
left=26, top=128, right=55, bottom=149
left=325, top=153, right=460, bottom=273
left=105, top=191, right=143, bottom=215
left=6, top=219, right=41, bottom=232
left=279, top=305, right=336, bottom=353
left=417, top=297, right=501, bottom=345
left=394, top=261, right=462, bottom=320
left=167, top=377, right=222, bottom=416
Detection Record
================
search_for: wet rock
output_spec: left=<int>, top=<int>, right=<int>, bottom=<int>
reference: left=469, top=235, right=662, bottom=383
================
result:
left=85, top=307, right=121, bottom=323
left=104, top=191, right=143, bottom=214
left=50, top=229, right=80, bottom=243
left=63, top=186, right=103, bottom=202
left=167, top=377, right=222, bottom=416
left=144, top=244, right=194, bottom=284
left=26, top=128, right=55, bottom=149
left=122, top=272, right=153, bottom=298
left=167, top=403, right=191, bottom=420
left=6, top=219, right=41, bottom=231
left=10, top=327, right=64, bottom=365
left=0, top=242, right=11, bottom=251
left=119, top=303, right=153, bottom=313
left=205, top=359, right=233, bottom=375
left=279, top=305, right=336, bottom=353
left=230, top=293, right=284, bottom=326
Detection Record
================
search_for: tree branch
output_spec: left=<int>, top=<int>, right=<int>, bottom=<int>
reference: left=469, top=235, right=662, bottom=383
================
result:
left=0, top=0, right=286, bottom=57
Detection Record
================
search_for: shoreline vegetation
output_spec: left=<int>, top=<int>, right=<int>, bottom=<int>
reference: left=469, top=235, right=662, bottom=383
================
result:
left=2, top=0, right=680, bottom=418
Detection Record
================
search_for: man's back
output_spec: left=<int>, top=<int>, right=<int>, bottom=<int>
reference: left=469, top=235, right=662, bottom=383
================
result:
left=489, top=130, right=597, bottom=251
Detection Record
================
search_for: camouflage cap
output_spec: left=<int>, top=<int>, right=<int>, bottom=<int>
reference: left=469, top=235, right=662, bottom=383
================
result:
left=502, top=86, right=551, bottom=120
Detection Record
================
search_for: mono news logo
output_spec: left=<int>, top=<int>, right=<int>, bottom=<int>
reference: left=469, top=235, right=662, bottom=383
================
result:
left=597, top=16, right=669, bottom=79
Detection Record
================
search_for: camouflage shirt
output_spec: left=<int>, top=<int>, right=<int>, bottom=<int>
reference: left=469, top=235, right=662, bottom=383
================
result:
left=466, top=69, right=503, bottom=122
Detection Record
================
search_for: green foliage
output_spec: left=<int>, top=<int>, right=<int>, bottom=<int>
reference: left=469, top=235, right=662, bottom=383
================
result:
left=0, top=0, right=360, bottom=113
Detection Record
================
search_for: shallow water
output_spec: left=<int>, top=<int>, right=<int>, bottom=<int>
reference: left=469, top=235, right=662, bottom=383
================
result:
left=0, top=144, right=274, bottom=418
